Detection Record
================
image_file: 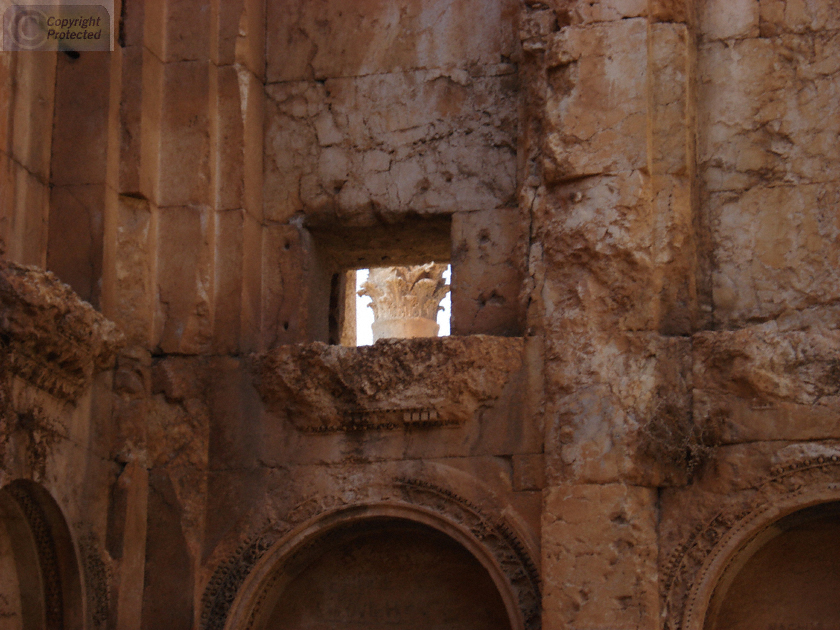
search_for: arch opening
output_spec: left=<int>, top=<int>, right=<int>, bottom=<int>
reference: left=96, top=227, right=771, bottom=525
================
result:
left=704, top=501, right=840, bottom=630
left=247, top=516, right=514, bottom=630
left=0, top=480, right=83, bottom=630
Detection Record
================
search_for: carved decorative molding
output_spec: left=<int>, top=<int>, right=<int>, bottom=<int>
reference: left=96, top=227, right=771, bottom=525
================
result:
left=200, top=478, right=541, bottom=630
left=0, top=262, right=124, bottom=401
left=254, top=335, right=524, bottom=431
left=6, top=483, right=64, bottom=628
left=662, top=445, right=840, bottom=630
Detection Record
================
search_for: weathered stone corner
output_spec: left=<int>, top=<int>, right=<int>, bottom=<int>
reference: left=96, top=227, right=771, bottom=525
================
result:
left=0, top=262, right=124, bottom=401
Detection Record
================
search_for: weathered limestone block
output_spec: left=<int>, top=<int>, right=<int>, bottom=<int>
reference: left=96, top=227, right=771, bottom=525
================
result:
left=693, top=327, right=840, bottom=442
left=141, top=56, right=210, bottom=207
left=451, top=207, right=527, bottom=336
left=263, top=71, right=518, bottom=221
left=648, top=23, right=692, bottom=177
left=154, top=205, right=214, bottom=354
left=710, top=184, right=840, bottom=326
left=210, top=64, right=244, bottom=212
left=103, top=195, right=156, bottom=347
left=543, top=19, right=648, bottom=181
left=0, top=153, right=51, bottom=267
left=0, top=262, right=123, bottom=400
left=212, top=209, right=244, bottom=354
left=51, top=52, right=109, bottom=187
left=700, top=0, right=760, bottom=40
left=266, top=0, right=518, bottom=82
left=254, top=336, right=524, bottom=431
left=260, top=223, right=318, bottom=348
left=112, top=45, right=145, bottom=194
left=545, top=333, right=694, bottom=486
left=541, top=0, right=646, bottom=26
left=3, top=50, right=55, bottom=180
left=542, top=484, right=659, bottom=630
left=144, top=0, right=211, bottom=62
left=537, top=172, right=657, bottom=332
left=759, top=0, right=840, bottom=35
left=47, top=183, right=105, bottom=306
left=699, top=35, right=840, bottom=191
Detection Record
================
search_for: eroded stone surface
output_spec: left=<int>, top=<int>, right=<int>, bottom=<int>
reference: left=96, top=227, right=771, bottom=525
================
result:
left=263, top=71, right=518, bottom=222
left=254, top=336, right=524, bottom=430
left=0, top=262, right=123, bottom=400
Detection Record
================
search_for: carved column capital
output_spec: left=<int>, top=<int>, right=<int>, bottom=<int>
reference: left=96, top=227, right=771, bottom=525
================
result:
left=358, top=263, right=449, bottom=341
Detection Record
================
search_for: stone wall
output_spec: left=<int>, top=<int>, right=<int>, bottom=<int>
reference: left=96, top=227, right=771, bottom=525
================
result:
left=0, top=0, right=839, bottom=629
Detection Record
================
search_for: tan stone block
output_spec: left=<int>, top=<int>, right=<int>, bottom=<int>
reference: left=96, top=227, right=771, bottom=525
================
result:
left=211, top=0, right=243, bottom=66
left=649, top=23, right=691, bottom=176
left=157, top=60, right=210, bottom=206
left=144, top=0, right=210, bottom=62
left=451, top=207, right=526, bottom=336
left=47, top=184, right=105, bottom=306
left=103, top=195, right=156, bottom=347
left=261, top=224, right=320, bottom=348
left=263, top=72, right=517, bottom=221
left=650, top=175, right=699, bottom=334
left=710, top=184, right=840, bottom=326
left=266, top=0, right=518, bottom=82
left=239, top=210, right=262, bottom=352
left=154, top=205, right=214, bottom=354
left=0, top=53, right=11, bottom=153
left=142, top=57, right=211, bottom=207
left=545, top=333, right=693, bottom=486
left=538, top=172, right=658, bottom=332
left=543, top=484, right=659, bottom=630
left=119, top=0, right=145, bottom=47
left=242, top=66, right=264, bottom=222
left=547, top=0, right=646, bottom=25
left=51, top=52, right=110, bottom=187
left=700, top=0, right=760, bottom=40
left=699, top=36, right=840, bottom=190
left=140, top=47, right=164, bottom=202
left=512, top=454, right=545, bottom=491
left=543, top=20, right=648, bottom=180
left=8, top=51, right=55, bottom=180
left=693, top=328, right=840, bottom=442
left=2, top=153, right=50, bottom=266
left=114, top=45, right=144, bottom=195
left=210, top=64, right=244, bottom=211
left=212, top=209, right=243, bottom=354
left=759, top=0, right=840, bottom=35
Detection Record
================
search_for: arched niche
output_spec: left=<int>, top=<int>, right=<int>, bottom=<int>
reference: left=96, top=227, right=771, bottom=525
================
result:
left=223, top=505, right=524, bottom=630
left=704, top=501, right=840, bottom=630
left=0, top=480, right=84, bottom=630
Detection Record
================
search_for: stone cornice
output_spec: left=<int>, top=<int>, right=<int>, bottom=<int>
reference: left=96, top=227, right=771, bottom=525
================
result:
left=253, top=335, right=524, bottom=431
left=0, top=262, right=124, bottom=401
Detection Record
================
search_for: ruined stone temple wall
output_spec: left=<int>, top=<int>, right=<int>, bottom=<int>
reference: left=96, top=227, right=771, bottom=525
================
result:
left=0, top=0, right=839, bottom=629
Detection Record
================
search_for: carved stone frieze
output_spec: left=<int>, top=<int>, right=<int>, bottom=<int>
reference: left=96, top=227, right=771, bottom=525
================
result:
left=661, top=444, right=840, bottom=630
left=253, top=335, right=524, bottom=431
left=0, top=262, right=124, bottom=401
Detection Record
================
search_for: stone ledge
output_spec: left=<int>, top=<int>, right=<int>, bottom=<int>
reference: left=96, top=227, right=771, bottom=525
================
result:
left=253, top=335, right=524, bottom=432
left=0, top=261, right=124, bottom=401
